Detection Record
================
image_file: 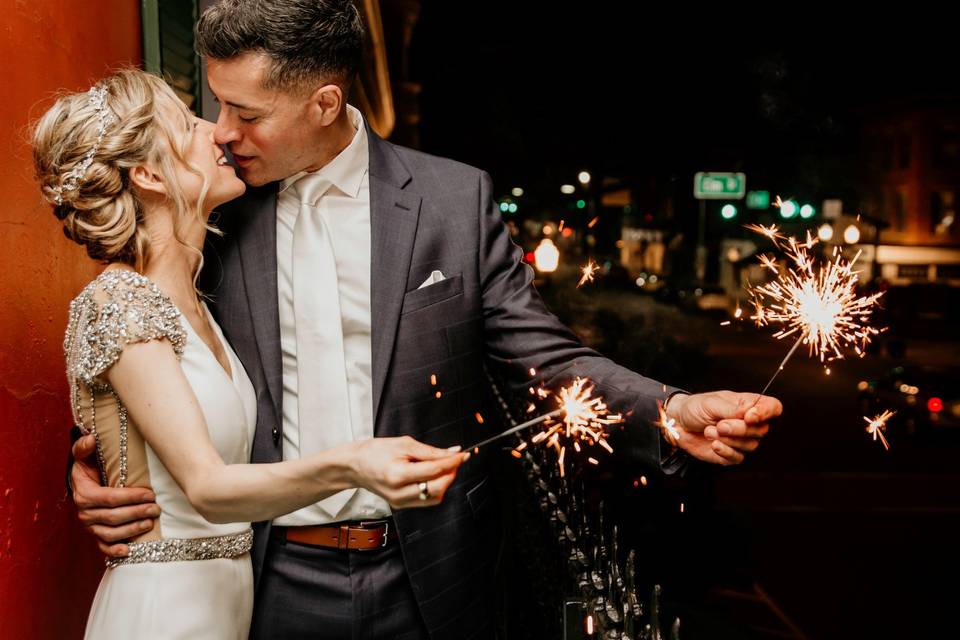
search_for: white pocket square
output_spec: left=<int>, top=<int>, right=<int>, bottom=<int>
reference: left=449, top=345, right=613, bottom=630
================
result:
left=417, top=270, right=446, bottom=289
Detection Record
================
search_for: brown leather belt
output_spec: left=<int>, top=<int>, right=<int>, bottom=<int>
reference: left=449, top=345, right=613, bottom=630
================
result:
left=272, top=520, right=397, bottom=551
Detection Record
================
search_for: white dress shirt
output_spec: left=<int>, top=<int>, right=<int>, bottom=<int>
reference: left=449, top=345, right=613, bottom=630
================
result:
left=273, top=105, right=390, bottom=526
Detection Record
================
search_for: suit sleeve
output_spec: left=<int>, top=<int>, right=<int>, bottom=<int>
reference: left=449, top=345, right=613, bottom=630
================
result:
left=475, top=170, right=683, bottom=470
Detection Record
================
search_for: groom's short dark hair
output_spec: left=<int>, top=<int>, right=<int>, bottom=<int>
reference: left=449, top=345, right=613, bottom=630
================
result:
left=195, top=0, right=365, bottom=94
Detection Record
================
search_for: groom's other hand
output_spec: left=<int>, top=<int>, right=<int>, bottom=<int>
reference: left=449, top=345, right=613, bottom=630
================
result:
left=665, top=391, right=782, bottom=465
left=71, top=434, right=160, bottom=558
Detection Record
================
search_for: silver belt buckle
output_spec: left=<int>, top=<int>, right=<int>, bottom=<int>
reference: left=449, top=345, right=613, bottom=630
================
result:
left=358, top=520, right=390, bottom=548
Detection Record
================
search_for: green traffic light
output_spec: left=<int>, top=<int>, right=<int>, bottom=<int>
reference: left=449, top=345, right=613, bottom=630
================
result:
left=800, top=204, right=816, bottom=219
left=508, top=203, right=518, bottom=213
left=576, top=199, right=586, bottom=209
left=499, top=202, right=509, bottom=213
left=721, top=204, right=738, bottom=219
left=779, top=200, right=798, bottom=218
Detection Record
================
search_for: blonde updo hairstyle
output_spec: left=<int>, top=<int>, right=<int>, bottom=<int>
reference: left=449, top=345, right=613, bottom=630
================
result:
left=32, top=68, right=214, bottom=274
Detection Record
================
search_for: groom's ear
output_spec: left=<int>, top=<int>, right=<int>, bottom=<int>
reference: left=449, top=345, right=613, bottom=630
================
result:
left=309, top=83, right=344, bottom=127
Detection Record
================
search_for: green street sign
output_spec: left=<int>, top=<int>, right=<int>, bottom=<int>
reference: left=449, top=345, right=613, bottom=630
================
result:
left=694, top=172, right=746, bottom=200
left=746, top=190, right=770, bottom=210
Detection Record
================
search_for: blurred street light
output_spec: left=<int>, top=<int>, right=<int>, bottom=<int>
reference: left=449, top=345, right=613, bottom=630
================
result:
left=800, top=204, right=816, bottom=219
left=578, top=171, right=591, bottom=185
left=511, top=187, right=524, bottom=197
left=779, top=200, right=798, bottom=219
left=843, top=224, right=861, bottom=244
left=561, top=184, right=576, bottom=195
left=818, top=223, right=834, bottom=242
left=534, top=238, right=560, bottom=272
left=721, top=204, right=738, bottom=219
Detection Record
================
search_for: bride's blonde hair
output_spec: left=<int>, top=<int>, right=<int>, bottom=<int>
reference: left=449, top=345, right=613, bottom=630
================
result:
left=32, top=68, right=214, bottom=274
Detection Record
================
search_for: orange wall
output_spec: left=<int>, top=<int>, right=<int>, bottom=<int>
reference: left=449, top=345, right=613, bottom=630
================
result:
left=0, top=1, right=142, bottom=637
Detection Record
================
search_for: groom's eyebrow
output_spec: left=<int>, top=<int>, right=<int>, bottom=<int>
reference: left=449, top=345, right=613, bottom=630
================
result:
left=211, top=95, right=260, bottom=112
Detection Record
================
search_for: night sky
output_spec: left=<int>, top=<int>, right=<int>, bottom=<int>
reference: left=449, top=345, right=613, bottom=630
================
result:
left=411, top=4, right=960, bottom=205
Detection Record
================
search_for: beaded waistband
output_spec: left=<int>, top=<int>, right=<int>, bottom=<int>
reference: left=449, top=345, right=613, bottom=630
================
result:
left=106, top=529, right=253, bottom=569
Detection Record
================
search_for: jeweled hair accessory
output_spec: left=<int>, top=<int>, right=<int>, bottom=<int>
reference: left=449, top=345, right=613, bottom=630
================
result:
left=52, top=85, right=118, bottom=205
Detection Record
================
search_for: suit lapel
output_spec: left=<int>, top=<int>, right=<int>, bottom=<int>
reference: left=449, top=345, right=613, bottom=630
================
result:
left=235, top=182, right=284, bottom=426
left=368, top=132, right=421, bottom=426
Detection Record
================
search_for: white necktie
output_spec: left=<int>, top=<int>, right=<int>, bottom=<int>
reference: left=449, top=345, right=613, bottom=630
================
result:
left=291, top=175, right=356, bottom=517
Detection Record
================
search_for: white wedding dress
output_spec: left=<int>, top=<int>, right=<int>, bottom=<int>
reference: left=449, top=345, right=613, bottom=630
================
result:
left=65, top=270, right=257, bottom=639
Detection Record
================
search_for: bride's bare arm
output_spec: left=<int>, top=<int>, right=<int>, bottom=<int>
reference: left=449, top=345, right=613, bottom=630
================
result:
left=106, top=339, right=465, bottom=524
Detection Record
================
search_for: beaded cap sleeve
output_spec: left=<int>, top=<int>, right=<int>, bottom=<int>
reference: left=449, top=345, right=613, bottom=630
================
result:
left=65, top=270, right=186, bottom=387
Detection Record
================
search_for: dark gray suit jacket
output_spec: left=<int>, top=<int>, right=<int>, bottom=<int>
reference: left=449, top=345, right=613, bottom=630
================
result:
left=201, top=127, right=677, bottom=638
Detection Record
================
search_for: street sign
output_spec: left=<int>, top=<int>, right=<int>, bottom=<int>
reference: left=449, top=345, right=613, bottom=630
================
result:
left=694, top=172, right=746, bottom=200
left=746, top=190, right=770, bottom=210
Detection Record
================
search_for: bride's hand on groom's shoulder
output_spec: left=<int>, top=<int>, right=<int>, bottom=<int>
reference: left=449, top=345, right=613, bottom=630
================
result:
left=71, top=434, right=161, bottom=558
left=346, top=436, right=469, bottom=510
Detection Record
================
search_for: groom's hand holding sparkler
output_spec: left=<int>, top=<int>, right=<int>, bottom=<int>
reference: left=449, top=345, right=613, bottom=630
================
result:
left=662, top=391, right=783, bottom=466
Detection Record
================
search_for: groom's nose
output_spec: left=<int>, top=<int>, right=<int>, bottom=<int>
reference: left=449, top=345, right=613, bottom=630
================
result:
left=213, top=113, right=240, bottom=146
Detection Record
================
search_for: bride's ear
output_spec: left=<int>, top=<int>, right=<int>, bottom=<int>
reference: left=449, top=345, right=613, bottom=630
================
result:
left=129, top=164, right=167, bottom=198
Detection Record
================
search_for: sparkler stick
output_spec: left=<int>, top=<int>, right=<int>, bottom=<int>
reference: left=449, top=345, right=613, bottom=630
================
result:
left=469, top=409, right=564, bottom=450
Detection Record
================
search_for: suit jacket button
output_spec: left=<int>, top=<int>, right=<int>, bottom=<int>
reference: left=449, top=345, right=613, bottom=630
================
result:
left=272, top=427, right=280, bottom=444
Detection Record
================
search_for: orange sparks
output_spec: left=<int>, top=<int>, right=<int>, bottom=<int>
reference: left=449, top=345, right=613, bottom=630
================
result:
left=585, top=614, right=594, bottom=635
left=475, top=412, right=484, bottom=424
left=587, top=216, right=599, bottom=228
left=640, top=475, right=648, bottom=486
left=680, top=502, right=685, bottom=513
left=748, top=232, right=885, bottom=362
left=435, top=391, right=442, bottom=399
left=744, top=222, right=785, bottom=245
left=529, top=367, right=536, bottom=377
left=587, top=457, right=599, bottom=465
left=758, top=253, right=779, bottom=273
left=430, top=374, right=437, bottom=386
left=720, top=320, right=731, bottom=326
left=519, top=378, right=619, bottom=472
left=558, top=220, right=565, bottom=231
left=734, top=306, right=743, bottom=319
left=577, top=260, right=600, bottom=287
left=864, top=410, right=895, bottom=450
left=656, top=399, right=681, bottom=446
left=511, top=450, right=522, bottom=459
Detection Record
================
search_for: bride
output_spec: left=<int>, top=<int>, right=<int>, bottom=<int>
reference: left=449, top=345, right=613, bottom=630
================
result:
left=32, top=68, right=466, bottom=639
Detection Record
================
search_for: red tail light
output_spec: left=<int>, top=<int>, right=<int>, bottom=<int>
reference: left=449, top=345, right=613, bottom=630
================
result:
left=928, top=397, right=944, bottom=413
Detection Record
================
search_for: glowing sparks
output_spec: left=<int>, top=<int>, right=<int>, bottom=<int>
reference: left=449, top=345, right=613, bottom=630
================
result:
left=720, top=320, right=731, bottom=326
left=734, top=306, right=743, bottom=319
left=747, top=230, right=884, bottom=364
left=430, top=374, right=437, bottom=386
left=864, top=410, right=895, bottom=450
left=744, top=223, right=785, bottom=244
left=529, top=367, right=537, bottom=377
left=533, top=377, right=620, bottom=474
left=758, top=253, right=780, bottom=273
left=578, top=260, right=600, bottom=287
left=656, top=399, right=681, bottom=446
left=471, top=379, right=618, bottom=475
left=588, top=216, right=599, bottom=228
left=475, top=412, right=484, bottom=424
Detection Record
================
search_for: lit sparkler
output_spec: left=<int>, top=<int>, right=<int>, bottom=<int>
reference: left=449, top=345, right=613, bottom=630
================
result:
left=471, top=378, right=620, bottom=473
left=746, top=226, right=884, bottom=394
left=864, top=409, right=895, bottom=450
left=578, top=260, right=600, bottom=287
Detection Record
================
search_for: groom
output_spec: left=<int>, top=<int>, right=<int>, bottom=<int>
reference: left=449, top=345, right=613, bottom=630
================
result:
left=70, top=1, right=782, bottom=638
